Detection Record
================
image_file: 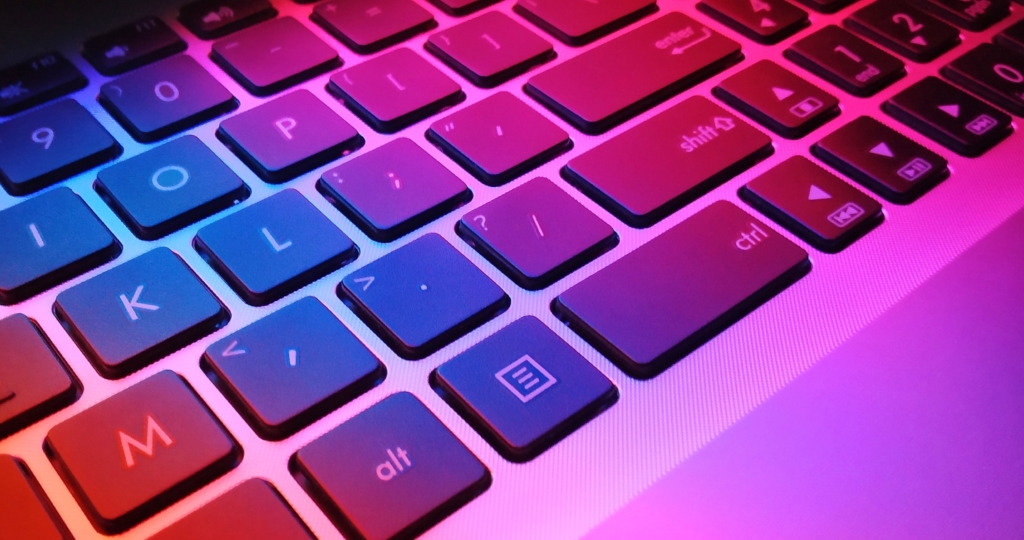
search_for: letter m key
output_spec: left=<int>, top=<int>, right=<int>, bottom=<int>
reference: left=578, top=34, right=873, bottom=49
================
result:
left=118, top=415, right=174, bottom=468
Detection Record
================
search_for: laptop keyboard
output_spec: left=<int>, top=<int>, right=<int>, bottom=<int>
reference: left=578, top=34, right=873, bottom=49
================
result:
left=0, top=0, right=1020, bottom=537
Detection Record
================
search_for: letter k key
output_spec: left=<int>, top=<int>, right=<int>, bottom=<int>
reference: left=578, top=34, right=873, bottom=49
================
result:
left=120, top=285, right=160, bottom=321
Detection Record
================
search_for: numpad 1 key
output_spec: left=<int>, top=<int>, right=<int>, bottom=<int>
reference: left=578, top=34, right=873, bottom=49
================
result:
left=327, top=48, right=464, bottom=133
left=941, top=43, right=1024, bottom=117
left=910, top=0, right=1009, bottom=31
left=312, top=0, right=436, bottom=54
left=0, top=52, right=87, bottom=117
left=99, top=55, right=238, bottom=142
left=563, top=95, right=773, bottom=228
left=553, top=201, right=810, bottom=379
left=82, top=17, right=187, bottom=76
left=45, top=371, right=241, bottom=534
left=697, top=0, right=809, bottom=45
left=318, top=137, right=471, bottom=242
left=0, top=99, right=122, bottom=196
left=95, top=135, right=249, bottom=240
left=178, top=0, right=278, bottom=40
left=0, top=187, right=121, bottom=305
left=0, top=455, right=72, bottom=540
left=425, top=11, right=555, bottom=88
left=784, top=25, right=906, bottom=97
left=513, top=0, right=657, bottom=46
left=845, top=0, right=960, bottom=63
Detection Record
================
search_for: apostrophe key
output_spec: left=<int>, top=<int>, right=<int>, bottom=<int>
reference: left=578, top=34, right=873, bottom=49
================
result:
left=179, top=0, right=278, bottom=40
left=785, top=25, right=905, bottom=97
left=882, top=76, right=1012, bottom=157
left=941, top=43, right=1024, bottom=117
left=195, top=189, right=358, bottom=306
left=99, top=55, right=237, bottom=142
left=202, top=297, right=384, bottom=439
left=553, top=201, right=810, bottom=379
left=318, top=138, right=471, bottom=242
left=0, top=53, right=87, bottom=116
left=217, top=89, right=363, bottom=183
left=82, top=17, right=187, bottom=76
left=0, top=100, right=122, bottom=196
left=0, top=188, right=120, bottom=305
left=426, top=11, right=555, bottom=88
left=563, top=96, right=773, bottom=228
left=339, top=233, right=509, bottom=359
left=432, top=316, right=618, bottom=462
left=513, top=0, right=657, bottom=45
left=292, top=392, right=490, bottom=540
left=525, top=12, right=742, bottom=134
left=45, top=372, right=240, bottom=534
left=713, top=59, right=839, bottom=139
left=211, top=17, right=340, bottom=96
left=95, top=135, right=249, bottom=240
left=457, top=177, right=618, bottom=289
left=54, top=248, right=229, bottom=378
left=813, top=116, right=950, bottom=203
left=427, top=0, right=500, bottom=17
left=910, top=0, right=1009, bottom=31
left=312, top=0, right=436, bottom=54
left=427, top=92, right=571, bottom=186
left=845, top=1, right=959, bottom=63
left=149, top=480, right=313, bottom=540
left=0, top=315, right=80, bottom=439
left=697, top=0, right=808, bottom=44
left=740, top=156, right=884, bottom=252
left=0, top=455, right=72, bottom=540
left=328, top=48, right=464, bottom=133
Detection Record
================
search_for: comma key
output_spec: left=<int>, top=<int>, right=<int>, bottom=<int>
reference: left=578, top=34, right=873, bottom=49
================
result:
left=553, top=201, right=809, bottom=379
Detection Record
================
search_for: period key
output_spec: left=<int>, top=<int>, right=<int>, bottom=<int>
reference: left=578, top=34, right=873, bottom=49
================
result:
left=553, top=201, right=809, bottom=379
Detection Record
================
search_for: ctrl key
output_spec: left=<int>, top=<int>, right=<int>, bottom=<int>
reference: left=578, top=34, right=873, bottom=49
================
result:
left=292, top=392, right=490, bottom=540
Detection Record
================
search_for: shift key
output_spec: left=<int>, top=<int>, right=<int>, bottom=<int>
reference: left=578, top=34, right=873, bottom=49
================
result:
left=553, top=201, right=809, bottom=379
left=525, top=12, right=742, bottom=134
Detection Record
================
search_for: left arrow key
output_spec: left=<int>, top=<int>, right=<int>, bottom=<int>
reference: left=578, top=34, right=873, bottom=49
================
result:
left=55, top=248, right=229, bottom=379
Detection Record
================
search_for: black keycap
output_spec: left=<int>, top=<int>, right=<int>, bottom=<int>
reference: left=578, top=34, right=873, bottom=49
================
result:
left=845, top=1, right=959, bottom=63
left=740, top=156, right=884, bottom=252
left=697, top=0, right=808, bottom=44
left=0, top=52, right=87, bottom=117
left=0, top=187, right=120, bottom=305
left=432, top=316, right=617, bottom=461
left=713, top=59, right=839, bottom=139
left=179, top=0, right=278, bottom=40
left=328, top=48, right=464, bottom=133
left=882, top=76, right=1013, bottom=157
left=0, top=100, right=122, bottom=196
left=426, top=11, right=555, bottom=88
left=339, top=233, right=509, bottom=359
left=211, top=17, right=340, bottom=96
left=563, top=96, right=772, bottom=228
left=513, top=0, right=657, bottom=45
left=996, top=19, right=1024, bottom=56
left=312, top=0, right=436, bottom=54
left=318, top=138, right=470, bottom=242
left=95, top=135, right=249, bottom=240
left=54, top=248, right=228, bottom=378
left=785, top=25, right=905, bottom=97
left=150, top=479, right=313, bottom=540
left=293, top=392, right=490, bottom=540
left=0, top=455, right=71, bottom=540
left=525, top=12, right=742, bottom=134
left=910, top=0, right=1009, bottom=31
left=0, top=315, right=80, bottom=439
left=203, top=297, right=384, bottom=439
left=427, top=0, right=500, bottom=16
left=217, top=89, right=363, bottom=183
left=99, top=55, right=238, bottom=142
left=82, top=17, right=187, bottom=76
left=792, top=0, right=855, bottom=13
left=553, top=201, right=809, bottom=379
left=457, top=177, right=617, bottom=289
left=812, top=115, right=950, bottom=203
left=195, top=189, right=358, bottom=306
left=45, top=371, right=240, bottom=534
left=427, top=92, right=570, bottom=186
left=942, top=43, right=1024, bottom=117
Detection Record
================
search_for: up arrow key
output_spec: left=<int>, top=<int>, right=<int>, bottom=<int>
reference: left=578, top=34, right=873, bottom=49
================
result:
left=120, top=285, right=160, bottom=321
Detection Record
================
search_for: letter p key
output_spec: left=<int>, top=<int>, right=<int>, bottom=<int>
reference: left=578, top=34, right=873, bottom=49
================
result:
left=275, top=117, right=297, bottom=140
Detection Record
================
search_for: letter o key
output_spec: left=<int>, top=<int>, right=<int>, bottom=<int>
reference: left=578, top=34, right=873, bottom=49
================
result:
left=154, top=81, right=180, bottom=102
left=151, top=165, right=189, bottom=191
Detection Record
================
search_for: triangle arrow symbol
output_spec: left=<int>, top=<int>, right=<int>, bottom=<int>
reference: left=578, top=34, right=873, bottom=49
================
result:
left=808, top=185, right=832, bottom=201
left=939, top=104, right=960, bottom=118
left=869, top=142, right=894, bottom=158
left=221, top=340, right=247, bottom=357
left=760, top=17, right=777, bottom=28
left=910, top=35, right=927, bottom=46
left=771, top=86, right=794, bottom=101
left=353, top=276, right=375, bottom=291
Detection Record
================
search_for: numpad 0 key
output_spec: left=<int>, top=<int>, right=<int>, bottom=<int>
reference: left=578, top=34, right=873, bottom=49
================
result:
left=941, top=43, right=1024, bottom=117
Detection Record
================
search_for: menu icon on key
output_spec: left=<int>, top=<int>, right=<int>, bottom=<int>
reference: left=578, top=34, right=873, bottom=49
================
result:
left=495, top=355, right=556, bottom=403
